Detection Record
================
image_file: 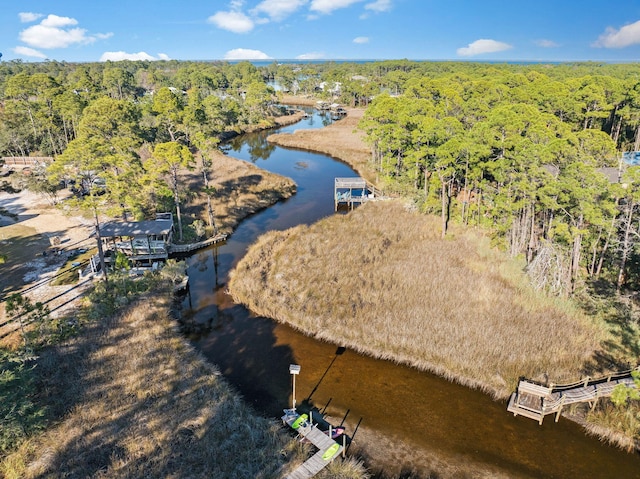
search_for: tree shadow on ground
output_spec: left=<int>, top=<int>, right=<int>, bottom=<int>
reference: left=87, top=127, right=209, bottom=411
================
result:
left=581, top=280, right=640, bottom=375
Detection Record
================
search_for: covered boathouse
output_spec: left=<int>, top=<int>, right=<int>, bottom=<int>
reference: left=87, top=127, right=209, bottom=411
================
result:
left=334, top=177, right=380, bottom=211
left=99, top=213, right=173, bottom=267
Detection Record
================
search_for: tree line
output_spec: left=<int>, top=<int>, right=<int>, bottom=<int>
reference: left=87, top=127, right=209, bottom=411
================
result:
left=0, top=60, right=281, bottom=249
left=4, top=59, right=640, bottom=295
left=329, top=61, right=640, bottom=296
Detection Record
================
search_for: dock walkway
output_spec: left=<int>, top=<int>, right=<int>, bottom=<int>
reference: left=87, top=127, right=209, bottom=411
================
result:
left=282, top=409, right=343, bottom=479
left=507, top=367, right=639, bottom=424
left=168, top=233, right=227, bottom=254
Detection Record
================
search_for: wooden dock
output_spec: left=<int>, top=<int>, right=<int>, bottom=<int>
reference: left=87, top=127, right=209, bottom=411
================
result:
left=334, top=177, right=383, bottom=211
left=168, top=233, right=227, bottom=254
left=507, top=367, right=639, bottom=424
left=2, top=156, right=53, bottom=168
left=282, top=409, right=343, bottom=479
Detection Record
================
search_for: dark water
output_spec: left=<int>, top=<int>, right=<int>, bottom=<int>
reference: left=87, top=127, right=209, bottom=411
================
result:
left=183, top=107, right=640, bottom=478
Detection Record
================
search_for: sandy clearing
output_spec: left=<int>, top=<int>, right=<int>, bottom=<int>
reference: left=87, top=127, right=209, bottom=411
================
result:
left=0, top=190, right=96, bottom=337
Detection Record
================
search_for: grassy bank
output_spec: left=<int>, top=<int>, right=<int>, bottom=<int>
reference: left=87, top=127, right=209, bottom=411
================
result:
left=229, top=200, right=607, bottom=399
left=0, top=280, right=368, bottom=478
left=178, top=148, right=297, bottom=238
left=266, top=108, right=374, bottom=184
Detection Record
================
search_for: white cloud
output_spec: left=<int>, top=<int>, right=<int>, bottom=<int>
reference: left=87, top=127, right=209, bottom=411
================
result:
left=353, top=36, right=369, bottom=44
left=456, top=39, right=513, bottom=56
left=252, top=0, right=308, bottom=21
left=40, top=14, right=78, bottom=28
left=535, top=39, right=559, bottom=48
left=208, top=10, right=255, bottom=33
left=310, top=0, right=364, bottom=15
left=19, top=14, right=112, bottom=49
left=100, top=51, right=166, bottom=62
left=365, top=0, right=392, bottom=12
left=296, top=51, right=325, bottom=59
left=593, top=20, right=640, bottom=48
left=19, top=12, right=43, bottom=23
left=13, top=46, right=47, bottom=59
left=224, top=48, right=272, bottom=59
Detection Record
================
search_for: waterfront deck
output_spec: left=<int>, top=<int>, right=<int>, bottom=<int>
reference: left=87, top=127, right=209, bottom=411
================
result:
left=334, top=177, right=383, bottom=211
left=282, top=409, right=343, bottom=479
left=507, top=367, right=639, bottom=424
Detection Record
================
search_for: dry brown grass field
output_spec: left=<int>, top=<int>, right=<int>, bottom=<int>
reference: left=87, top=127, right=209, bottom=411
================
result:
left=229, top=200, right=607, bottom=398
left=1, top=289, right=308, bottom=478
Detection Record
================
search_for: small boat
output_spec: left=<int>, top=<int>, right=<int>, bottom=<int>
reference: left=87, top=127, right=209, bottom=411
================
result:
left=322, top=442, right=341, bottom=461
left=300, top=425, right=345, bottom=444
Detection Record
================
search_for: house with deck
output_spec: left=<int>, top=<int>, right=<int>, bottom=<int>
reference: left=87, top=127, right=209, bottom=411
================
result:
left=99, top=213, right=173, bottom=267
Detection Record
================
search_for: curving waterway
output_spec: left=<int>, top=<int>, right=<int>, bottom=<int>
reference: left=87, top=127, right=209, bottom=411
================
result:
left=182, top=106, right=640, bottom=479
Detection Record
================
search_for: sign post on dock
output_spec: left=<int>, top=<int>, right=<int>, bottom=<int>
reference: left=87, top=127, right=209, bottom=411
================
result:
left=289, top=364, right=301, bottom=411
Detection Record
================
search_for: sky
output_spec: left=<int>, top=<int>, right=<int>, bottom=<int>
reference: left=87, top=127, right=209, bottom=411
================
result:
left=2, top=0, right=640, bottom=63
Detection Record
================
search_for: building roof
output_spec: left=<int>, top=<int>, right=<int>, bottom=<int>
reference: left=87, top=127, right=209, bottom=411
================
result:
left=335, top=177, right=366, bottom=188
left=100, top=218, right=173, bottom=238
left=542, top=164, right=622, bottom=184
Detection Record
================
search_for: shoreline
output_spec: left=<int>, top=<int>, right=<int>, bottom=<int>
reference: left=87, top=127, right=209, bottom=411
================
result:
left=3, top=99, right=636, bottom=477
left=228, top=97, right=640, bottom=460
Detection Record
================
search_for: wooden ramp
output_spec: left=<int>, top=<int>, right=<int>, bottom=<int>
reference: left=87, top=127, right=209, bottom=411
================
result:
left=282, top=409, right=343, bottom=479
left=507, top=367, right=639, bottom=424
left=168, top=233, right=227, bottom=254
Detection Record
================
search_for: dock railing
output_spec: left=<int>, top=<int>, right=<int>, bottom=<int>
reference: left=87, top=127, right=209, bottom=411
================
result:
left=507, top=366, right=639, bottom=424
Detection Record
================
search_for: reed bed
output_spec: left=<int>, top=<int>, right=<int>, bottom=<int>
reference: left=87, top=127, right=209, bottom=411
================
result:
left=584, top=403, right=640, bottom=452
left=229, top=200, right=605, bottom=398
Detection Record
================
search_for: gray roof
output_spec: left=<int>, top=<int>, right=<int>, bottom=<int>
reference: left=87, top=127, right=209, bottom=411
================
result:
left=100, top=219, right=173, bottom=238
left=597, top=167, right=621, bottom=184
left=542, top=164, right=622, bottom=184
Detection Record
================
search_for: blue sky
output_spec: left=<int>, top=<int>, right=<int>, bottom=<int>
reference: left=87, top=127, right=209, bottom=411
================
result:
left=2, top=0, right=640, bottom=63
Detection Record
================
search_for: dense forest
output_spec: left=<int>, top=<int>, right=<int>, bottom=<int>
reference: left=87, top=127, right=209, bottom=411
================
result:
left=3, top=59, right=640, bottom=296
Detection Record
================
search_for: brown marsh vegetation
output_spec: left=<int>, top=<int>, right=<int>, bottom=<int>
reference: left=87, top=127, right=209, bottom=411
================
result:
left=182, top=147, right=297, bottom=236
left=229, top=200, right=607, bottom=399
left=267, top=108, right=374, bottom=184
left=0, top=285, right=368, bottom=478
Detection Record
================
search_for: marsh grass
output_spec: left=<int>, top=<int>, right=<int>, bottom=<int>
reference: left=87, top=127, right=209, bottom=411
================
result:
left=584, top=402, right=640, bottom=452
left=229, top=200, right=606, bottom=398
left=267, top=109, right=373, bottom=183
left=0, top=286, right=305, bottom=479
left=181, top=149, right=297, bottom=236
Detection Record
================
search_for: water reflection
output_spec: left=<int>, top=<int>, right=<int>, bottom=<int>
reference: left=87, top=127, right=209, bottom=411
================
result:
left=183, top=107, right=640, bottom=478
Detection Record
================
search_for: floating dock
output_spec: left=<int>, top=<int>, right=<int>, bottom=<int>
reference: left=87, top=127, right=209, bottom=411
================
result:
left=282, top=409, right=344, bottom=479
